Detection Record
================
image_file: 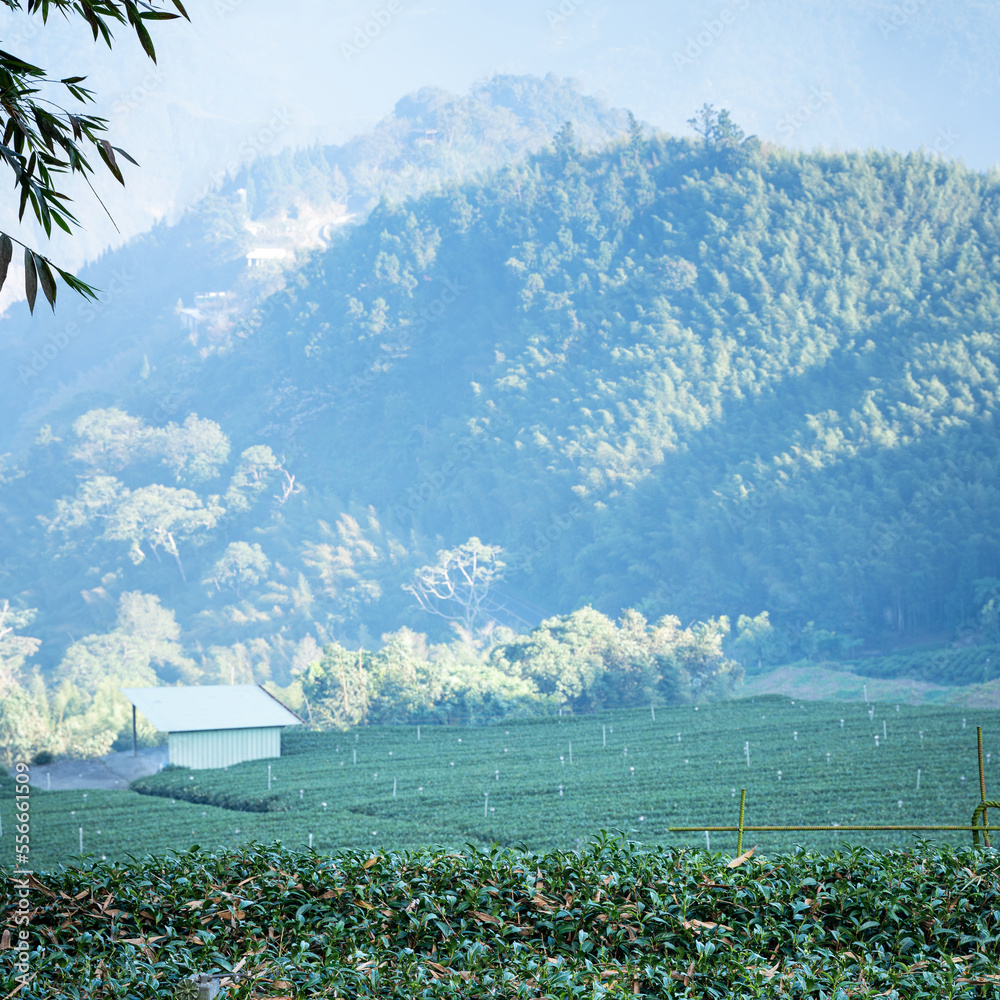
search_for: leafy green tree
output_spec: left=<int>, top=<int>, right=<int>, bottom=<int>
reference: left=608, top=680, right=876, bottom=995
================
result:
left=69, top=408, right=231, bottom=483
left=149, top=414, right=231, bottom=483
left=980, top=599, right=1000, bottom=646
left=686, top=103, right=759, bottom=169
left=553, top=120, right=578, bottom=161
left=104, top=483, right=222, bottom=579
left=800, top=621, right=859, bottom=661
left=973, top=577, right=1000, bottom=644
left=224, top=445, right=283, bottom=512
left=431, top=639, right=541, bottom=724
left=626, top=110, right=643, bottom=149
left=70, top=408, right=149, bottom=471
left=0, top=598, right=40, bottom=689
left=489, top=607, right=740, bottom=711
left=648, top=614, right=740, bottom=702
left=687, top=103, right=723, bottom=145
left=0, top=0, right=189, bottom=308
left=301, top=643, right=371, bottom=730
left=46, top=591, right=193, bottom=755
left=0, top=677, right=52, bottom=765
left=602, top=609, right=661, bottom=706
left=366, top=628, right=442, bottom=723
left=0, top=600, right=45, bottom=764
left=734, top=611, right=775, bottom=671
left=204, top=638, right=275, bottom=686
left=492, top=606, right=615, bottom=709
left=300, top=511, right=404, bottom=630
left=56, top=590, right=195, bottom=691
left=206, top=542, right=271, bottom=598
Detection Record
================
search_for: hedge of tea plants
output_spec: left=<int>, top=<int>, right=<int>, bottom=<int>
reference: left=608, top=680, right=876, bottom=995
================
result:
left=835, top=644, right=1000, bottom=686
left=3, top=838, right=999, bottom=998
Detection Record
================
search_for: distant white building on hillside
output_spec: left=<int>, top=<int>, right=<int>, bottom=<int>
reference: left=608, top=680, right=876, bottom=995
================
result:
left=245, top=247, right=287, bottom=268
left=121, top=684, right=302, bottom=770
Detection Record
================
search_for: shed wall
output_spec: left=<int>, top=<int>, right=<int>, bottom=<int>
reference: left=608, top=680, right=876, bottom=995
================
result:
left=169, top=727, right=281, bottom=769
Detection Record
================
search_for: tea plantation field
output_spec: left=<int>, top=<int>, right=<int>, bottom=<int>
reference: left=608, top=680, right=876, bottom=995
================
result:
left=4, top=841, right=1000, bottom=998
left=6, top=696, right=999, bottom=871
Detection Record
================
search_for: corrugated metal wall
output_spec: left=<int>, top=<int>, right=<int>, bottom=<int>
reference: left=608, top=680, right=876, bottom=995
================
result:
left=169, top=727, right=282, bottom=769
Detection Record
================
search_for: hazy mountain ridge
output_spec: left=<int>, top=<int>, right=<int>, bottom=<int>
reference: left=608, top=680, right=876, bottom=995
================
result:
left=0, top=74, right=631, bottom=453
left=2, top=80, right=1000, bottom=765
left=0, top=76, right=636, bottom=674
left=209, top=135, right=1000, bottom=641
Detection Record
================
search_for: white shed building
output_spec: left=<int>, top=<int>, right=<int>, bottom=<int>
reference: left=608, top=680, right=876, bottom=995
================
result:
left=121, top=684, right=303, bottom=770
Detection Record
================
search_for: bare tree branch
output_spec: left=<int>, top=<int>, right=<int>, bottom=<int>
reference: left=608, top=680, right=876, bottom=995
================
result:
left=403, top=537, right=505, bottom=640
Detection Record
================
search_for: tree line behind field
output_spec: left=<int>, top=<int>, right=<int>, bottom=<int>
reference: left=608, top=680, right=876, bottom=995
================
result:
left=0, top=595, right=740, bottom=761
left=299, top=606, right=739, bottom=729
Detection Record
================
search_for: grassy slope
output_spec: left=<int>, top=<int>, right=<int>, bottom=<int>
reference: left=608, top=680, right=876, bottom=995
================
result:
left=742, top=663, right=1000, bottom=708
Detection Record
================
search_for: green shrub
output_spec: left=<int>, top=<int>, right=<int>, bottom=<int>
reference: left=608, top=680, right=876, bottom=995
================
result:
left=837, top=643, right=1000, bottom=685
left=131, top=770, right=287, bottom=812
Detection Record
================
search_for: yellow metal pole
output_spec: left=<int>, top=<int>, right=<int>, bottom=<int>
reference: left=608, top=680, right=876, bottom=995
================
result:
left=737, top=788, right=746, bottom=855
left=978, top=727, right=990, bottom=848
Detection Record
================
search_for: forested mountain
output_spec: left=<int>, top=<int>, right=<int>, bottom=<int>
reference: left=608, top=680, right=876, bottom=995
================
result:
left=0, top=74, right=630, bottom=453
left=197, top=123, right=1000, bottom=643
left=2, top=81, right=1000, bottom=758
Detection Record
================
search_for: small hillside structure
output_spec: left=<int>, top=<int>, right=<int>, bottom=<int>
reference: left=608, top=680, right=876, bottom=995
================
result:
left=245, top=247, right=287, bottom=267
left=121, top=685, right=303, bottom=770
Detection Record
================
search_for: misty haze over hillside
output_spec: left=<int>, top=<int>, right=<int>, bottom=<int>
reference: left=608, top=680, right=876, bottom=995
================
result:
left=0, top=0, right=996, bottom=288
left=1, top=3, right=999, bottom=765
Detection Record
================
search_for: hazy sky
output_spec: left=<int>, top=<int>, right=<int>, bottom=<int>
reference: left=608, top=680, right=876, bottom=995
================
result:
left=1, top=0, right=997, bottom=273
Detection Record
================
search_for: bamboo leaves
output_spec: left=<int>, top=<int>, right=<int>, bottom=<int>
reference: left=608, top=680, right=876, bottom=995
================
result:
left=23, top=246, right=37, bottom=311
left=0, top=1, right=189, bottom=308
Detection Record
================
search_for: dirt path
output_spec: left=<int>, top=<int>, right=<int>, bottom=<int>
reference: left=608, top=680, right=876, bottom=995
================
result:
left=12, top=746, right=169, bottom=791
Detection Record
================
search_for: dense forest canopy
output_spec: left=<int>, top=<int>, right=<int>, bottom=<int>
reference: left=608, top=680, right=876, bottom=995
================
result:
left=1, top=81, right=999, bottom=759
left=231, top=124, right=1000, bottom=640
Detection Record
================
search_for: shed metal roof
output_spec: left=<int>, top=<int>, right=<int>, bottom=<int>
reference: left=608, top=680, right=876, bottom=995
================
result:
left=120, top=684, right=303, bottom=733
